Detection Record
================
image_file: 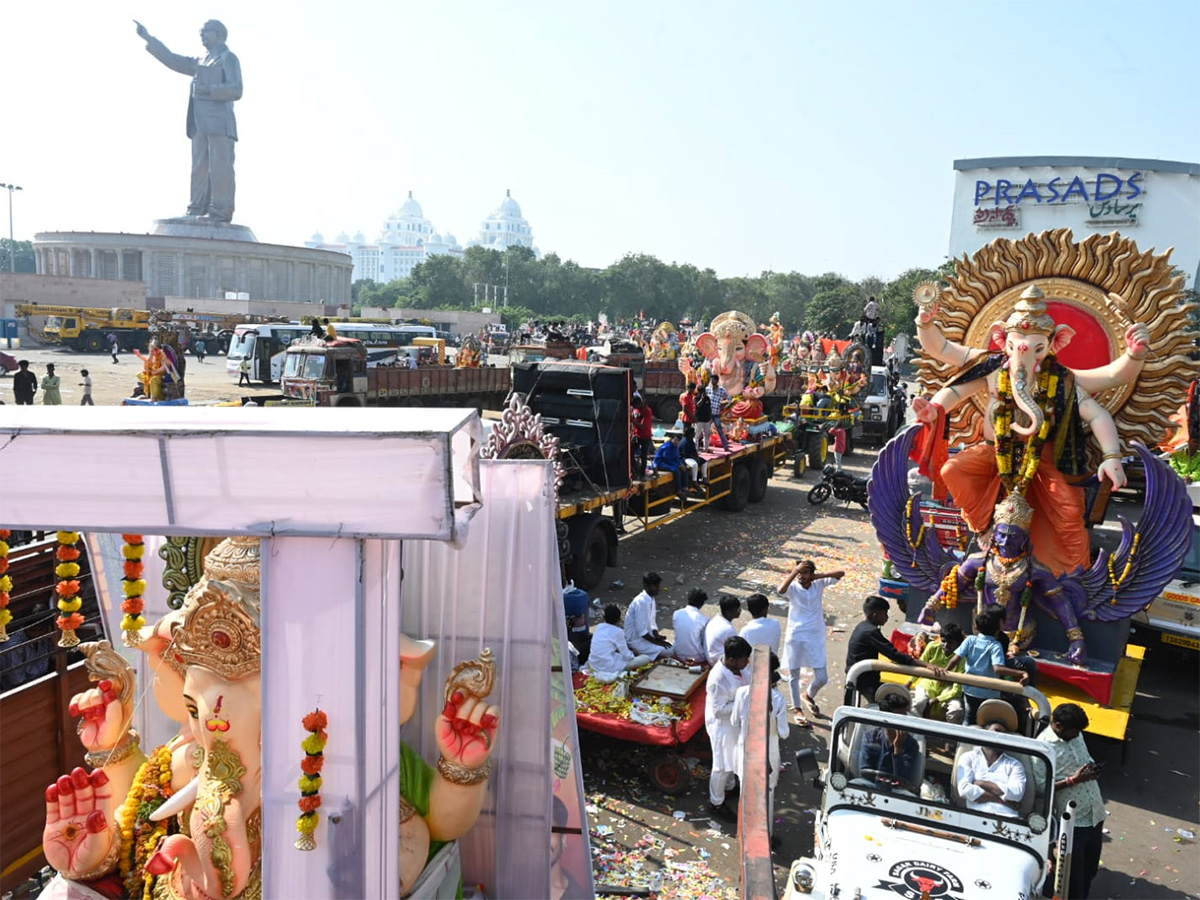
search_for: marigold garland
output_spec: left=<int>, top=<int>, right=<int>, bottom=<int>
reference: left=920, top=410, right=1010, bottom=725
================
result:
left=117, top=742, right=175, bottom=900
left=0, top=529, right=11, bottom=642
left=56, top=531, right=84, bottom=647
left=939, top=565, right=961, bottom=609
left=1108, top=534, right=1142, bottom=604
left=904, top=497, right=928, bottom=554
left=994, top=365, right=1059, bottom=492
left=295, top=708, right=327, bottom=850
left=120, top=535, right=147, bottom=647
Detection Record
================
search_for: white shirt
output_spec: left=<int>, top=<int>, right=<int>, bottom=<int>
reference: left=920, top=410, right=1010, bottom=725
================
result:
left=740, top=617, right=781, bottom=656
left=956, top=749, right=1027, bottom=818
left=588, top=623, right=634, bottom=679
left=782, top=577, right=836, bottom=670
left=731, top=684, right=789, bottom=786
left=81, top=376, right=92, bottom=396
left=624, top=590, right=658, bottom=644
left=705, top=616, right=737, bottom=666
left=704, top=661, right=745, bottom=773
left=672, top=606, right=709, bottom=662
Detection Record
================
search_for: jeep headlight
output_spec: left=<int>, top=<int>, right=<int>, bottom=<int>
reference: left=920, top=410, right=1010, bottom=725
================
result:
left=1028, top=814, right=1048, bottom=834
left=790, top=861, right=817, bottom=894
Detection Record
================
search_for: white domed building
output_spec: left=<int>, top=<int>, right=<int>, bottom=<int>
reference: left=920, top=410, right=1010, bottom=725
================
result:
left=306, top=191, right=463, bottom=283
left=471, top=190, right=537, bottom=253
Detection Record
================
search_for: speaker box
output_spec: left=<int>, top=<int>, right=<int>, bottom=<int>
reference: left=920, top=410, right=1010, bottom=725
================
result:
left=512, top=361, right=631, bottom=489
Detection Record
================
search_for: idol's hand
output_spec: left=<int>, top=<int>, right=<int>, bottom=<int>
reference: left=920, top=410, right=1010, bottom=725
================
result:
left=71, top=680, right=127, bottom=754
left=1098, top=457, right=1127, bottom=490
left=436, top=693, right=500, bottom=770
left=134, top=20, right=150, bottom=41
left=1125, top=323, right=1150, bottom=359
left=912, top=396, right=938, bottom=424
left=44, top=768, right=116, bottom=878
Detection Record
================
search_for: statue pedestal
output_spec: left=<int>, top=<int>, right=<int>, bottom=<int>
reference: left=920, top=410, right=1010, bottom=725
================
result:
left=153, top=217, right=258, bottom=243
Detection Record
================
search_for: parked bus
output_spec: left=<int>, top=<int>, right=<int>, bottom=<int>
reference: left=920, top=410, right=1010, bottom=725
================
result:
left=226, top=322, right=436, bottom=383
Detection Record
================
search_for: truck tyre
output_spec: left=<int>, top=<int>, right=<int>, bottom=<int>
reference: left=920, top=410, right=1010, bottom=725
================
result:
left=335, top=396, right=362, bottom=407
left=721, top=464, right=751, bottom=512
left=568, top=515, right=613, bottom=591
left=649, top=753, right=689, bottom=795
left=747, top=457, right=769, bottom=503
left=81, top=332, right=104, bottom=353
left=805, top=431, right=828, bottom=470
left=793, top=450, right=807, bottom=479
left=655, top=397, right=681, bottom=428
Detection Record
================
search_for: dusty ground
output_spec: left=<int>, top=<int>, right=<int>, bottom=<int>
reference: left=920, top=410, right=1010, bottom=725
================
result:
left=0, top=341, right=284, bottom=406
left=583, top=450, right=1200, bottom=899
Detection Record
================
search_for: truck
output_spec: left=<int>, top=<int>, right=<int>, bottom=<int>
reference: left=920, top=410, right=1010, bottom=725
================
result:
left=783, top=660, right=1062, bottom=900
left=1134, top=481, right=1200, bottom=652
left=280, top=337, right=511, bottom=408
left=15, top=303, right=154, bottom=351
left=860, top=364, right=908, bottom=446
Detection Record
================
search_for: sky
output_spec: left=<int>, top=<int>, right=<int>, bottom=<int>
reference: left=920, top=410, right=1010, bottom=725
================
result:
left=2, top=0, right=1198, bottom=282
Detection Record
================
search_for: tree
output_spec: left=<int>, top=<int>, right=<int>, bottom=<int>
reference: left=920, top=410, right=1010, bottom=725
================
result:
left=409, top=255, right=468, bottom=308
left=806, top=284, right=861, bottom=337
left=1, top=239, right=35, bottom=274
left=879, top=266, right=946, bottom=340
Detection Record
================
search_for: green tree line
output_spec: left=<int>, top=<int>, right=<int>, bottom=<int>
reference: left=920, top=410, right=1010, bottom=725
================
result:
left=355, top=244, right=955, bottom=337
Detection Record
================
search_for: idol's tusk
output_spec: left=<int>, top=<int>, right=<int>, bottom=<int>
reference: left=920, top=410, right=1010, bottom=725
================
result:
left=150, top=775, right=199, bottom=822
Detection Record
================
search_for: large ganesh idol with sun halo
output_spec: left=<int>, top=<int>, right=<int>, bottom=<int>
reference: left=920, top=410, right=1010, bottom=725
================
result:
left=681, top=310, right=777, bottom=424
left=872, top=228, right=1196, bottom=667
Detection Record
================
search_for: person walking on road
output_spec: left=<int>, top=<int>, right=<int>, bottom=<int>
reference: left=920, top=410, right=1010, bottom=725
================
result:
left=41, top=364, right=62, bottom=405
left=705, top=635, right=751, bottom=823
left=194, top=338, right=207, bottom=363
left=778, top=559, right=844, bottom=726
left=1037, top=703, right=1106, bottom=899
left=109, top=333, right=120, bottom=363
left=238, top=356, right=252, bottom=386
left=78, top=369, right=94, bottom=406
left=12, top=360, right=37, bottom=405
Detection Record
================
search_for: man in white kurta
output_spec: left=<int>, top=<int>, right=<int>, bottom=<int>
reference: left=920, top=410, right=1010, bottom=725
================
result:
left=704, top=594, right=742, bottom=665
left=588, top=604, right=653, bottom=683
left=731, top=668, right=789, bottom=834
left=705, top=636, right=751, bottom=815
left=777, top=560, right=844, bottom=722
left=956, top=722, right=1027, bottom=817
left=672, top=588, right=710, bottom=664
left=624, top=572, right=673, bottom=660
left=739, top=593, right=781, bottom=656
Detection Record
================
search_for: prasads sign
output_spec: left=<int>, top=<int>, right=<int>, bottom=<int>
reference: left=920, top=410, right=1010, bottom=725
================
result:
left=973, top=171, right=1143, bottom=207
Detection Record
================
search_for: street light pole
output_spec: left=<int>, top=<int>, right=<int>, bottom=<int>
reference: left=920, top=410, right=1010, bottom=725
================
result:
left=0, top=183, right=22, bottom=272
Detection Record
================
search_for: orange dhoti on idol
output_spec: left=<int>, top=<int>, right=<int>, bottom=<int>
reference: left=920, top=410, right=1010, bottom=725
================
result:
left=941, top=443, right=1088, bottom=576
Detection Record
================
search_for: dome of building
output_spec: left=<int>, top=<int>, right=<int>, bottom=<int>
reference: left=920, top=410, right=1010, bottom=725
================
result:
left=429, top=232, right=444, bottom=245
left=310, top=232, right=324, bottom=243
left=336, top=231, right=351, bottom=243
left=496, top=189, right=521, bottom=217
left=354, top=232, right=365, bottom=243
left=399, top=190, right=423, bottom=218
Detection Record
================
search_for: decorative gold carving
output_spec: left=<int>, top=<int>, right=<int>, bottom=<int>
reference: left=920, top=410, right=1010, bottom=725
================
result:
left=994, top=492, right=1034, bottom=530
left=481, top=394, right=566, bottom=492
left=78, top=640, right=136, bottom=707
left=201, top=537, right=261, bottom=587
left=443, top=647, right=495, bottom=706
left=85, top=731, right=141, bottom=768
left=913, top=280, right=942, bottom=315
left=172, top=583, right=261, bottom=679
left=159, top=536, right=222, bottom=610
left=436, top=755, right=493, bottom=785
left=918, top=228, right=1198, bottom=449
left=204, top=737, right=247, bottom=797
left=709, top=310, right=756, bottom=340
left=198, top=738, right=246, bottom=899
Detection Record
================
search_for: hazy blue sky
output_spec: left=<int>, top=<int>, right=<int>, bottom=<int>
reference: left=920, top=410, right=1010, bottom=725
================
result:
left=3, top=0, right=1197, bottom=281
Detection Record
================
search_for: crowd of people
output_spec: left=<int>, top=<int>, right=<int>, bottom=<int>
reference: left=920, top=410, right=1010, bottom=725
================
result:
left=580, top=562, right=1108, bottom=899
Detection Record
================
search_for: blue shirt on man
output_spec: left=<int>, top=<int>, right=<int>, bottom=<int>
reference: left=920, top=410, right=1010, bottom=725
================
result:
left=957, top=633, right=1006, bottom=698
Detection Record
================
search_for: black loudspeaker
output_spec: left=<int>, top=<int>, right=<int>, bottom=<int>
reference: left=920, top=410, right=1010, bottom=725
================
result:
left=512, top=361, right=631, bottom=489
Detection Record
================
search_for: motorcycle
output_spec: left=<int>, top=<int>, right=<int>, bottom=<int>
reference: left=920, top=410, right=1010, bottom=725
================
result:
left=807, top=464, right=869, bottom=510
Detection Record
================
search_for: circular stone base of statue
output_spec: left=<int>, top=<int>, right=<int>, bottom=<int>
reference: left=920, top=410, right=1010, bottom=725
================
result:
left=154, top=217, right=258, bottom=242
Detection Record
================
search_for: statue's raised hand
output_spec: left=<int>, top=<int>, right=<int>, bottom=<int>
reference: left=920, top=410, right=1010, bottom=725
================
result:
left=1125, top=323, right=1150, bottom=359
left=44, top=768, right=116, bottom=879
left=134, top=20, right=150, bottom=41
left=436, top=693, right=500, bottom=770
left=71, top=679, right=128, bottom=755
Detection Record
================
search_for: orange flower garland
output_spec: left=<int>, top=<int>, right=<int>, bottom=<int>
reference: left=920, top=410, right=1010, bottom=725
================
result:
left=56, top=531, right=84, bottom=647
left=0, top=529, right=12, bottom=642
left=121, top=535, right=147, bottom=647
left=295, top=708, right=327, bottom=850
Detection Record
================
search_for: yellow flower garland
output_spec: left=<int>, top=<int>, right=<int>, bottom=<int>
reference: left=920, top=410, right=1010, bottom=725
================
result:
left=117, top=743, right=175, bottom=900
left=0, top=528, right=11, bottom=642
left=1108, top=534, right=1141, bottom=603
left=994, top=366, right=1059, bottom=492
left=939, top=565, right=961, bottom=609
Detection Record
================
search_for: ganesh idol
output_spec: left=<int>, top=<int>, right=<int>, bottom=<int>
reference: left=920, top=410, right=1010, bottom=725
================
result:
left=911, top=283, right=1150, bottom=576
left=681, top=310, right=777, bottom=423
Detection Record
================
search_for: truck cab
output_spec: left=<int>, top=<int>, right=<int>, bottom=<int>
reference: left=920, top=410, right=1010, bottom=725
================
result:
left=786, top=663, right=1058, bottom=900
left=281, top=338, right=368, bottom=406
left=861, top=365, right=905, bottom=445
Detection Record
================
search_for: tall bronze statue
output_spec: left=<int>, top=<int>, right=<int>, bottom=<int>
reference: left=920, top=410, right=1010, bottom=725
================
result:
left=135, top=20, right=242, bottom=223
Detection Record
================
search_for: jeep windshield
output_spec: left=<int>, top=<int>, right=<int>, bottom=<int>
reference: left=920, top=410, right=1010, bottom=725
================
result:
left=283, top=352, right=326, bottom=380
left=828, top=709, right=1054, bottom=829
left=870, top=373, right=887, bottom=396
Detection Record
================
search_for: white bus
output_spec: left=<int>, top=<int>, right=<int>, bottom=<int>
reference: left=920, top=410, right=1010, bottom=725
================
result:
left=226, top=322, right=437, bottom=383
